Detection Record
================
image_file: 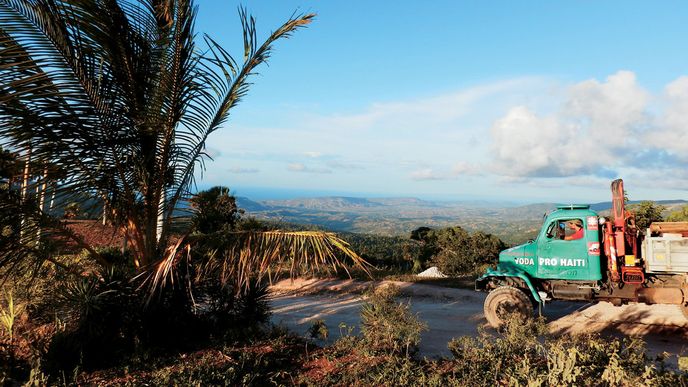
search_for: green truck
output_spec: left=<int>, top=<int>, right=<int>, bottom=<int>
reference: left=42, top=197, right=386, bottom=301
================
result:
left=476, top=179, right=688, bottom=328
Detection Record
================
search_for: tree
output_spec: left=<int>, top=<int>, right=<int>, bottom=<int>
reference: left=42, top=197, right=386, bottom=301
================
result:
left=629, top=201, right=665, bottom=232
left=0, top=1, right=367, bottom=287
left=667, top=205, right=688, bottom=222
left=411, top=225, right=506, bottom=276
left=190, top=186, right=242, bottom=234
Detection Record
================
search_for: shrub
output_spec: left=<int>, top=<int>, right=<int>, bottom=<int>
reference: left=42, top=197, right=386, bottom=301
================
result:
left=308, top=320, right=329, bottom=341
left=360, top=285, right=427, bottom=356
left=629, top=201, right=665, bottom=233
left=44, top=268, right=141, bottom=373
left=190, top=186, right=243, bottom=234
left=63, top=202, right=81, bottom=219
left=447, top=315, right=686, bottom=386
left=0, top=291, right=23, bottom=342
left=411, top=226, right=506, bottom=276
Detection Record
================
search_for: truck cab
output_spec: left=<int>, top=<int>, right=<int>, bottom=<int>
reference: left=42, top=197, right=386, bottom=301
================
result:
left=498, top=205, right=602, bottom=282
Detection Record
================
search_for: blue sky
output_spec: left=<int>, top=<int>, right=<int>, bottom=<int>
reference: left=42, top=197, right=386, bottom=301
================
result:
left=194, top=1, right=688, bottom=203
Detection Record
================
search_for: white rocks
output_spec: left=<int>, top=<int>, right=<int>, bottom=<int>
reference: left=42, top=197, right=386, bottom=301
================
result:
left=417, top=266, right=448, bottom=278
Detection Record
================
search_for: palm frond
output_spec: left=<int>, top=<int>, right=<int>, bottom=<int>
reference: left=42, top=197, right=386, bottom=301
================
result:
left=146, top=230, right=371, bottom=300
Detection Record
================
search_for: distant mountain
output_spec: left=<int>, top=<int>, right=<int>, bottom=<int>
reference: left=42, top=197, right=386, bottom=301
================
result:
left=589, top=200, right=688, bottom=212
left=367, top=197, right=431, bottom=206
left=263, top=196, right=385, bottom=210
left=236, top=196, right=270, bottom=212
left=234, top=196, right=687, bottom=246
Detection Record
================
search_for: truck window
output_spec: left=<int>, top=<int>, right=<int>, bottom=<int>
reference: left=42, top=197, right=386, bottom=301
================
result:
left=545, top=222, right=557, bottom=238
left=546, top=219, right=584, bottom=240
left=560, top=218, right=584, bottom=240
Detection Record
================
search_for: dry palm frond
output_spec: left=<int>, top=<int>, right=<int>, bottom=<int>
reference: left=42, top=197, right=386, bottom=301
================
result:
left=145, top=230, right=371, bottom=301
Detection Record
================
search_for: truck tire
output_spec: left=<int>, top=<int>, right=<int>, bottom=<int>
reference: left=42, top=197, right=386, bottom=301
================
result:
left=484, top=286, right=533, bottom=329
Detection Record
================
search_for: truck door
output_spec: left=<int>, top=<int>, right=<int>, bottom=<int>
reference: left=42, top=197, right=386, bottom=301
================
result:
left=536, top=218, right=589, bottom=279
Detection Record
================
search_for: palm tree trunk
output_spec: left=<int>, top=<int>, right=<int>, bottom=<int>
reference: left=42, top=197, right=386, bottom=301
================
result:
left=156, top=189, right=165, bottom=242
left=19, top=145, right=31, bottom=242
left=102, top=195, right=108, bottom=225
left=122, top=232, right=128, bottom=255
left=36, top=166, right=48, bottom=243
left=48, top=182, right=56, bottom=212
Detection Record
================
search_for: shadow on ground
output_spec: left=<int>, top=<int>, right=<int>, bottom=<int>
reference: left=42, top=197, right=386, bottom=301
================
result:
left=270, top=278, right=688, bottom=359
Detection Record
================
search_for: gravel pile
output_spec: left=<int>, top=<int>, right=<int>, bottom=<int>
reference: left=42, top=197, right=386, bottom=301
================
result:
left=417, top=266, right=448, bottom=278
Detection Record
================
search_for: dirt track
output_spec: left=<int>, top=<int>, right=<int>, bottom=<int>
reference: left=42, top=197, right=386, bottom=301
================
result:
left=269, top=278, right=688, bottom=358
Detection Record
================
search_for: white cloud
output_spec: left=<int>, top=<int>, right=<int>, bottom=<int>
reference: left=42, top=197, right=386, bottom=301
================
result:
left=206, top=71, right=688, bottom=198
left=207, top=77, right=546, bottom=188
left=307, top=77, right=545, bottom=133
left=229, top=166, right=259, bottom=174
left=327, top=160, right=364, bottom=170
left=410, top=168, right=445, bottom=181
left=645, top=76, right=688, bottom=160
left=491, top=71, right=648, bottom=178
left=452, top=161, right=481, bottom=176
left=287, top=163, right=332, bottom=174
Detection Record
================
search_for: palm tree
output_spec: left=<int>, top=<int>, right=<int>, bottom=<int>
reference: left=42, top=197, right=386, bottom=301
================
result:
left=0, top=1, right=368, bottom=288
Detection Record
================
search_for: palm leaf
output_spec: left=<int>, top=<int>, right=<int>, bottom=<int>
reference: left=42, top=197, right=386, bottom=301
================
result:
left=145, top=230, right=371, bottom=300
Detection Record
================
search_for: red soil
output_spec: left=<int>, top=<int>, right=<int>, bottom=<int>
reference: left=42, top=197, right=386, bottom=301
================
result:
left=62, top=220, right=124, bottom=251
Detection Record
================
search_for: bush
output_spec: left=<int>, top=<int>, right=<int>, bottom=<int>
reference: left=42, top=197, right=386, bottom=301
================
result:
left=308, top=320, right=329, bottom=341
left=421, top=227, right=505, bottom=276
left=360, top=285, right=427, bottom=356
left=302, top=314, right=687, bottom=386
left=63, top=202, right=81, bottom=219
left=447, top=315, right=685, bottom=386
left=629, top=201, right=665, bottom=232
left=190, top=186, right=243, bottom=234
left=44, top=267, right=141, bottom=373
left=667, top=204, right=688, bottom=222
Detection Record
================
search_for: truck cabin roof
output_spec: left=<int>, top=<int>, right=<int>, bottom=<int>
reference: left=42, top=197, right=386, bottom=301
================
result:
left=547, top=204, right=598, bottom=220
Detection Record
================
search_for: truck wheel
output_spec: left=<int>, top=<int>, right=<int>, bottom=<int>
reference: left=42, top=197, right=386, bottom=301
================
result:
left=484, top=286, right=533, bottom=329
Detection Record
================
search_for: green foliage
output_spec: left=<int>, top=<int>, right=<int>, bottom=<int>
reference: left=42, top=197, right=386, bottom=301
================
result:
left=39, top=257, right=274, bottom=377
left=63, top=202, right=81, bottom=220
left=302, top=315, right=686, bottom=386
left=360, top=285, right=427, bottom=356
left=45, top=268, right=140, bottom=372
left=308, top=319, right=329, bottom=341
left=190, top=186, right=243, bottom=234
left=667, top=205, right=688, bottom=222
left=343, top=233, right=421, bottom=271
left=411, top=226, right=506, bottom=276
left=0, top=147, right=21, bottom=180
left=0, top=291, right=23, bottom=341
left=446, top=316, right=683, bottom=386
left=629, top=201, right=665, bottom=232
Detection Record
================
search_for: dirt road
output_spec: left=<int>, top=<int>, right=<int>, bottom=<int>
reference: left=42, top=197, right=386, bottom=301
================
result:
left=269, top=278, right=688, bottom=358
